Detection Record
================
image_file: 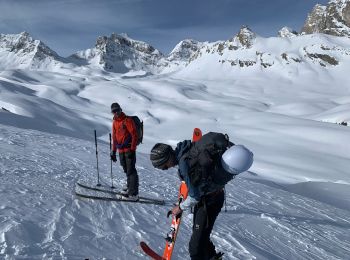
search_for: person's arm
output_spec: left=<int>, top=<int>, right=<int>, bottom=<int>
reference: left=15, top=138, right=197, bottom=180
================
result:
left=177, top=160, right=200, bottom=210
left=112, top=122, right=117, bottom=152
left=125, top=118, right=138, bottom=151
left=110, top=122, right=117, bottom=162
left=180, top=196, right=199, bottom=210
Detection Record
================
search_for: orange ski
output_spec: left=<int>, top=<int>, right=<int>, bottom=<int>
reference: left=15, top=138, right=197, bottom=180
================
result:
left=162, top=181, right=188, bottom=259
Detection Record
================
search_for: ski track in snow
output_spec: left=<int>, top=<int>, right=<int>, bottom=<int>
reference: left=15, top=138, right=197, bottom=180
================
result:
left=0, top=125, right=349, bottom=260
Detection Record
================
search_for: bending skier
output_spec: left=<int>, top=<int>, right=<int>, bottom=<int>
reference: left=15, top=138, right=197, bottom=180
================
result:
left=150, top=132, right=253, bottom=260
left=110, top=102, right=139, bottom=201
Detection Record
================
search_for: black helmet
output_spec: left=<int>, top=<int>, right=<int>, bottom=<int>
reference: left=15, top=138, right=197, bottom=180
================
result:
left=111, top=103, right=122, bottom=113
left=150, top=143, right=174, bottom=168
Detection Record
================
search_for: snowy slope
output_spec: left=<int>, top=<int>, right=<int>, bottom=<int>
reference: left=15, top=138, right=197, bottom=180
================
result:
left=1, top=61, right=350, bottom=259
left=1, top=124, right=349, bottom=260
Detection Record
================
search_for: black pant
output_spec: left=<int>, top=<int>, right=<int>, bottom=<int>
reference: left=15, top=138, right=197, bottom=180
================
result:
left=189, top=190, right=224, bottom=260
left=119, top=151, right=139, bottom=196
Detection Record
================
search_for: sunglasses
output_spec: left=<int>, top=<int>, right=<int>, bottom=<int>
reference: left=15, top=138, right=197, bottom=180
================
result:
left=111, top=109, right=121, bottom=114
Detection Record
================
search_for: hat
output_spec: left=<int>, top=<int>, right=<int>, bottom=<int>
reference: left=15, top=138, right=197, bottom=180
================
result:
left=150, top=143, right=174, bottom=168
left=111, top=103, right=122, bottom=113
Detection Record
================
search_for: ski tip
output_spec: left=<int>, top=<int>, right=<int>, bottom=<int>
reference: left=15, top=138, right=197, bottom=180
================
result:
left=140, top=241, right=166, bottom=260
left=192, top=128, right=202, bottom=142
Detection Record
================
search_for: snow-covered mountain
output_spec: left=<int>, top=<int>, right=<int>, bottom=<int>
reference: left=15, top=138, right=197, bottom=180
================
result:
left=70, top=33, right=165, bottom=73
left=176, top=26, right=350, bottom=81
left=1, top=8, right=350, bottom=258
left=166, top=39, right=204, bottom=65
left=278, top=27, right=299, bottom=38
left=2, top=24, right=350, bottom=77
left=302, top=0, right=350, bottom=37
left=0, top=32, right=66, bottom=70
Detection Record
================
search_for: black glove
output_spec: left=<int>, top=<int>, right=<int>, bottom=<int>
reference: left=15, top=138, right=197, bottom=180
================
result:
left=110, top=151, right=117, bottom=162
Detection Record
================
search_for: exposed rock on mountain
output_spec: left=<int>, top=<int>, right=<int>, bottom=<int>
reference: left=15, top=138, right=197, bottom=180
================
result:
left=70, top=33, right=164, bottom=73
left=0, top=32, right=63, bottom=70
left=167, top=39, right=203, bottom=63
left=232, top=26, right=257, bottom=48
left=302, top=0, right=350, bottom=37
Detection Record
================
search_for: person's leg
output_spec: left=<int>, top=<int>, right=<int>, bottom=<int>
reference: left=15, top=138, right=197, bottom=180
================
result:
left=119, top=152, right=128, bottom=192
left=119, top=152, right=127, bottom=173
left=189, top=193, right=224, bottom=260
left=189, top=203, right=210, bottom=260
left=125, top=151, right=138, bottom=196
left=205, top=192, right=225, bottom=259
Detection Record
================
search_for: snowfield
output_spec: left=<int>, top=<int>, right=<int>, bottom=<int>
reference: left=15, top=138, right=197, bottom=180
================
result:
left=1, top=123, right=349, bottom=260
left=1, top=30, right=350, bottom=259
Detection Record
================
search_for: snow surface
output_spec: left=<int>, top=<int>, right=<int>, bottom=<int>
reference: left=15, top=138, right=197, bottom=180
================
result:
left=1, top=30, right=350, bottom=259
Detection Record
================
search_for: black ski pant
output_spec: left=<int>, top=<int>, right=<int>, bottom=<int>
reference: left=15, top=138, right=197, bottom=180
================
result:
left=119, top=151, right=139, bottom=196
left=189, top=190, right=224, bottom=260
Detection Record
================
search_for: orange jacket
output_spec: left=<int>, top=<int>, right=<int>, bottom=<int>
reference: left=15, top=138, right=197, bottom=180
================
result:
left=112, top=112, right=138, bottom=153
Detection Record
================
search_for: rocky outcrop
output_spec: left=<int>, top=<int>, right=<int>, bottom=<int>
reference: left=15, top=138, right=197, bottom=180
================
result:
left=167, top=39, right=203, bottom=63
left=302, top=0, right=350, bottom=37
left=233, top=26, right=256, bottom=48
left=71, top=33, right=164, bottom=73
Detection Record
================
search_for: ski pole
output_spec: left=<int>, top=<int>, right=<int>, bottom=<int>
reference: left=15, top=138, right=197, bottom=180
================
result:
left=94, top=130, right=101, bottom=187
left=224, top=187, right=227, bottom=212
left=109, top=133, right=115, bottom=189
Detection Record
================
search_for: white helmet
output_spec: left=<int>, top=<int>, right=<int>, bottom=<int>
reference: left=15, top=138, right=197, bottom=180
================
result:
left=221, top=145, right=254, bottom=175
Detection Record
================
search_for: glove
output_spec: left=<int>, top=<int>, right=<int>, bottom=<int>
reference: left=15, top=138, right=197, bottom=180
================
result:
left=180, top=196, right=199, bottom=209
left=110, top=151, right=117, bottom=162
left=168, top=205, right=183, bottom=219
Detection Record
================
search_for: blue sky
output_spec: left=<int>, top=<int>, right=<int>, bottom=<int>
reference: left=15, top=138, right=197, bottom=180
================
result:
left=0, top=0, right=329, bottom=56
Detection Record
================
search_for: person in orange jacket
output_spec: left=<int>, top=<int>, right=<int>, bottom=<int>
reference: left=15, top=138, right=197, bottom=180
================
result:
left=110, top=102, right=139, bottom=201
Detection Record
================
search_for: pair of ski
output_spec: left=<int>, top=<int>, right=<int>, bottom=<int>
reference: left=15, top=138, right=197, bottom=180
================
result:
left=140, top=128, right=202, bottom=260
left=75, top=182, right=165, bottom=206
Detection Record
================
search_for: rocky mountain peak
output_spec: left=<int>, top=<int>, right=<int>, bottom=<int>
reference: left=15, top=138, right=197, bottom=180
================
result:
left=167, top=39, right=202, bottom=62
left=95, top=33, right=161, bottom=56
left=72, top=33, right=164, bottom=72
left=0, top=32, right=60, bottom=69
left=234, top=26, right=256, bottom=48
left=278, top=27, right=299, bottom=38
left=302, top=0, right=350, bottom=37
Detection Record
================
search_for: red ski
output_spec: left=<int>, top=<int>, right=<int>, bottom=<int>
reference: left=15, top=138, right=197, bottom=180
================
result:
left=162, top=181, right=188, bottom=259
left=140, top=128, right=201, bottom=260
left=140, top=181, right=187, bottom=260
left=140, top=242, right=165, bottom=260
